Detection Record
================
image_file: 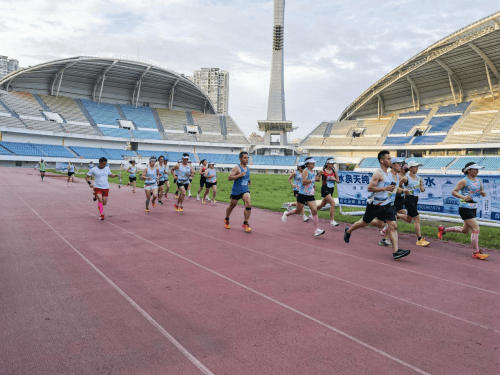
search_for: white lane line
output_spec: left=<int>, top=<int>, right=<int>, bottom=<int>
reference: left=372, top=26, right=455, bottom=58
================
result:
left=108, top=203, right=500, bottom=335
left=67, top=203, right=431, bottom=375
left=12, top=190, right=214, bottom=375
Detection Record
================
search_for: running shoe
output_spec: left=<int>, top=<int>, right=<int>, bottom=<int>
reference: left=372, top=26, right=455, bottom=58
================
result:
left=207, top=197, right=212, bottom=201
left=331, top=220, right=339, bottom=227
left=302, top=215, right=309, bottom=222
left=344, top=227, right=351, bottom=243
left=175, top=194, right=179, bottom=199
left=202, top=200, right=206, bottom=204
left=380, top=223, right=388, bottom=236
left=393, top=249, right=411, bottom=260
left=437, top=225, right=445, bottom=240
left=93, top=196, right=97, bottom=202
left=158, top=200, right=163, bottom=205
left=188, top=194, right=192, bottom=198
left=314, top=228, right=325, bottom=237
left=145, top=208, right=150, bottom=212
left=213, top=199, right=217, bottom=204
left=472, top=252, right=489, bottom=260
left=197, top=195, right=200, bottom=201
left=281, top=212, right=287, bottom=223
left=224, top=219, right=230, bottom=229
left=179, top=206, right=184, bottom=212
left=416, top=238, right=430, bottom=247
left=242, top=223, right=252, bottom=233
left=378, top=239, right=392, bottom=247
left=174, top=204, right=180, bottom=212
left=99, top=214, right=105, bottom=221
left=133, top=190, right=136, bottom=193
left=152, top=203, right=156, bottom=208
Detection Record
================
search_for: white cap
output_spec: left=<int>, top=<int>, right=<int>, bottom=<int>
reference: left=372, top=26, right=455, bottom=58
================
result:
left=463, top=163, right=484, bottom=172
left=208, top=161, right=215, bottom=165
left=182, top=155, right=189, bottom=159
left=407, top=161, right=423, bottom=168
left=326, top=158, right=335, bottom=164
left=391, top=157, right=405, bottom=164
left=297, top=162, right=305, bottom=167
left=305, top=158, right=316, bottom=164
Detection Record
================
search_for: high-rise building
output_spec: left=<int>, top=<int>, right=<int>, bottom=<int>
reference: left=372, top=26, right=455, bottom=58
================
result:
left=0, top=56, right=20, bottom=78
left=188, top=68, right=229, bottom=114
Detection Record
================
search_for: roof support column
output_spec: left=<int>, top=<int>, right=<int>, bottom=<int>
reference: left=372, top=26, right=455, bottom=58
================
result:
left=50, top=61, right=79, bottom=96
left=406, top=76, right=420, bottom=111
left=436, top=58, right=463, bottom=104
left=377, top=94, right=384, bottom=119
left=485, top=62, right=495, bottom=97
left=132, top=66, right=151, bottom=108
left=56, top=71, right=64, bottom=97
left=92, top=60, right=118, bottom=103
left=169, top=79, right=180, bottom=110
left=98, top=75, right=106, bottom=104
left=447, top=73, right=457, bottom=106
left=469, top=42, right=500, bottom=82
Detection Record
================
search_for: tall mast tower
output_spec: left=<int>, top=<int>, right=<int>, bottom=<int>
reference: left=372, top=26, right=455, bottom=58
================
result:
left=258, top=0, right=293, bottom=147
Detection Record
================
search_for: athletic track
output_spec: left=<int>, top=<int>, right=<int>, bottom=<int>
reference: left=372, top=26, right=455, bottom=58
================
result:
left=1, top=167, right=499, bottom=375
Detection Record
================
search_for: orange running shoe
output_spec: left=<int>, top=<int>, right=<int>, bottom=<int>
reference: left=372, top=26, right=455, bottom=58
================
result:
left=99, top=214, right=105, bottom=220
left=437, top=225, right=445, bottom=240
left=224, top=219, right=230, bottom=229
left=242, top=223, right=252, bottom=233
left=472, top=252, right=489, bottom=260
left=179, top=206, right=184, bottom=212
left=174, top=204, right=179, bottom=212
left=145, top=208, right=150, bottom=212
left=152, top=202, right=156, bottom=208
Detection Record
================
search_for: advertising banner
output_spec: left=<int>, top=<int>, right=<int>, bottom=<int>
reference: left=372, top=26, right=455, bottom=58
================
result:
left=56, top=162, right=68, bottom=172
left=337, top=171, right=500, bottom=223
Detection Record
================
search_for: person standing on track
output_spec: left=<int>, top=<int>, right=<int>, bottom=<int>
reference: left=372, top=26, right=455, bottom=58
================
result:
left=85, top=157, right=120, bottom=220
left=225, top=151, right=252, bottom=232
left=344, top=151, right=411, bottom=260
left=141, top=157, right=160, bottom=212
left=126, top=160, right=137, bottom=193
left=67, top=162, right=76, bottom=186
left=197, top=159, right=208, bottom=201
left=438, top=162, right=489, bottom=260
left=156, top=156, right=167, bottom=205
left=202, top=161, right=217, bottom=204
left=171, top=154, right=195, bottom=212
left=287, top=162, right=309, bottom=222
left=34, top=159, right=48, bottom=181
left=282, top=157, right=325, bottom=236
left=317, top=158, right=340, bottom=227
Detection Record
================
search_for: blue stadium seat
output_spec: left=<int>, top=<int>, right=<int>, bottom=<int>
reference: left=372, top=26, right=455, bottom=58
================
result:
left=101, top=148, right=136, bottom=160
left=436, top=102, right=471, bottom=114
left=166, top=152, right=195, bottom=162
left=411, top=135, right=446, bottom=145
left=120, top=105, right=157, bottom=129
left=358, top=157, right=379, bottom=168
left=131, top=130, right=162, bottom=139
left=399, top=109, right=431, bottom=117
left=80, top=99, right=120, bottom=125
left=32, top=143, right=75, bottom=158
left=0, top=145, right=13, bottom=155
left=136, top=150, right=168, bottom=158
left=98, top=126, right=132, bottom=138
left=448, top=157, right=486, bottom=170
left=70, top=146, right=108, bottom=159
left=298, top=156, right=329, bottom=166
left=252, top=155, right=296, bottom=166
left=482, top=157, right=500, bottom=170
left=383, top=136, right=412, bottom=145
left=428, top=115, right=461, bottom=133
left=197, top=153, right=240, bottom=164
left=390, top=118, right=423, bottom=134
left=0, top=142, right=45, bottom=156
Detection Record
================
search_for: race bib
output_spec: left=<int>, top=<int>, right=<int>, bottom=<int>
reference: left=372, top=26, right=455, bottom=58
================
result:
left=241, top=181, right=248, bottom=186
left=327, top=180, right=335, bottom=188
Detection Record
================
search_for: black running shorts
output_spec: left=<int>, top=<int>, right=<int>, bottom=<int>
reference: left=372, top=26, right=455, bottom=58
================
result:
left=129, top=177, right=136, bottom=182
left=321, top=186, right=334, bottom=198
left=404, top=195, right=419, bottom=217
left=459, top=207, right=477, bottom=221
left=395, top=194, right=405, bottom=211
left=231, top=192, right=250, bottom=201
left=297, top=193, right=315, bottom=205
left=158, top=180, right=165, bottom=186
left=206, top=181, right=217, bottom=189
left=177, top=181, right=189, bottom=190
left=362, top=203, right=396, bottom=224
left=68, top=172, right=74, bottom=176
left=293, top=190, right=299, bottom=198
left=200, top=176, right=207, bottom=188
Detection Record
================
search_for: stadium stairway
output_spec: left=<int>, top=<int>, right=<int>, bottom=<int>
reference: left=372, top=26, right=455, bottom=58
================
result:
left=151, top=109, right=167, bottom=138
left=74, top=99, right=104, bottom=136
left=115, top=105, right=129, bottom=122
left=0, top=97, right=20, bottom=119
left=377, top=116, right=398, bottom=145
left=479, top=111, right=500, bottom=142
left=32, top=93, right=53, bottom=113
left=186, top=112, right=194, bottom=125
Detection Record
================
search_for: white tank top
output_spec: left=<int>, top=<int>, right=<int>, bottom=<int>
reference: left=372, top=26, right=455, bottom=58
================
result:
left=145, top=166, right=157, bottom=185
left=367, top=168, right=398, bottom=206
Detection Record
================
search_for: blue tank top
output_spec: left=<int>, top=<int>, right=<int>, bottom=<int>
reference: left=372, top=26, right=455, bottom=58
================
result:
left=157, top=164, right=166, bottom=181
left=145, top=166, right=157, bottom=185
left=293, top=171, right=302, bottom=191
left=299, top=169, right=316, bottom=196
left=406, top=174, right=421, bottom=195
left=206, top=169, right=217, bottom=183
left=458, top=177, right=482, bottom=210
left=69, top=165, right=74, bottom=173
left=231, top=165, right=250, bottom=195
left=129, top=166, right=136, bottom=178
left=178, top=164, right=191, bottom=183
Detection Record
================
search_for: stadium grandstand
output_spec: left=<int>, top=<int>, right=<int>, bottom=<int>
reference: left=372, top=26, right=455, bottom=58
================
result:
left=0, top=56, right=249, bottom=169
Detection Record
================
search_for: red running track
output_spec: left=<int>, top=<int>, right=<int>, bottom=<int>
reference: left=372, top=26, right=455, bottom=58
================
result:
left=1, top=167, right=499, bottom=375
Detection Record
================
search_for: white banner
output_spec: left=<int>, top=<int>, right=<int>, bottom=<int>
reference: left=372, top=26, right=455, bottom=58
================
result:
left=56, top=162, right=68, bottom=172
left=337, top=171, right=500, bottom=223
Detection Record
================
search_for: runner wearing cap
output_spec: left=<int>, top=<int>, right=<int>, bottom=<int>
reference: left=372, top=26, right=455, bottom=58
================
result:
left=126, top=160, right=137, bottom=193
left=141, top=158, right=160, bottom=212
left=156, top=156, right=167, bottom=204
left=399, top=161, right=430, bottom=247
left=85, top=157, right=120, bottom=220
left=197, top=159, right=208, bottom=201
left=187, top=160, right=194, bottom=198
left=202, top=161, right=217, bottom=204
left=438, top=162, right=489, bottom=260
left=171, top=154, right=195, bottom=212
left=287, top=162, right=309, bottom=222
left=225, top=151, right=252, bottom=232
left=344, top=151, right=411, bottom=260
left=67, top=162, right=76, bottom=186
left=34, top=159, right=48, bottom=181
left=173, top=160, right=181, bottom=199
left=317, top=158, right=340, bottom=227
left=282, top=157, right=325, bottom=237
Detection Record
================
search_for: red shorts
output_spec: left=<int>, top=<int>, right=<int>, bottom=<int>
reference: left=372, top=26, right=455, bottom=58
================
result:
left=94, top=188, right=109, bottom=197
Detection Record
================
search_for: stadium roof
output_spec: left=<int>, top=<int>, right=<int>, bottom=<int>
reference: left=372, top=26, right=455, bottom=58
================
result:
left=0, top=56, right=217, bottom=114
left=339, top=11, right=500, bottom=121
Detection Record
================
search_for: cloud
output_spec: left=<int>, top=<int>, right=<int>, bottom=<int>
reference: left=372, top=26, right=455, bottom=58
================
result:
left=1, top=0, right=499, bottom=138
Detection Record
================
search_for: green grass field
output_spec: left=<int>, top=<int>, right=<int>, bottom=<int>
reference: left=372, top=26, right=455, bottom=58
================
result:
left=50, top=168, right=500, bottom=250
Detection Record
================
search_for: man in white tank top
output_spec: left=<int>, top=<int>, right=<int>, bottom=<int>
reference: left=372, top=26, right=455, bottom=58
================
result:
left=344, top=151, right=411, bottom=260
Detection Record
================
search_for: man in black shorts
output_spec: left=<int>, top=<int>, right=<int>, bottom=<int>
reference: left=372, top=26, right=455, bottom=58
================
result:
left=344, top=151, right=411, bottom=260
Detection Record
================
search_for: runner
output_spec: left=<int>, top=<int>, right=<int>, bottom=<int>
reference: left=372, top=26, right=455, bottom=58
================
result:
left=156, top=155, right=167, bottom=204
left=67, top=162, right=76, bottom=186
left=317, top=158, right=340, bottom=227
left=171, top=154, right=195, bottom=212
left=287, top=162, right=309, bottom=222
left=174, top=160, right=181, bottom=199
left=202, top=161, right=218, bottom=204
left=197, top=159, right=208, bottom=201
left=225, top=151, right=252, bottom=232
left=85, top=157, right=120, bottom=220
left=187, top=160, right=194, bottom=197
left=282, top=157, right=325, bottom=237
left=380, top=160, right=408, bottom=240
left=163, top=157, right=170, bottom=200
left=88, top=161, right=95, bottom=180
left=399, top=161, right=430, bottom=247
left=34, top=159, right=48, bottom=181
left=141, top=157, right=160, bottom=212
left=344, top=151, right=411, bottom=260
left=126, top=160, right=137, bottom=193
left=438, top=162, right=489, bottom=260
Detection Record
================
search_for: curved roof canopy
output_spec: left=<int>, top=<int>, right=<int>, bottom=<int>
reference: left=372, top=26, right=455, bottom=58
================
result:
left=0, top=56, right=216, bottom=114
left=339, top=12, right=500, bottom=120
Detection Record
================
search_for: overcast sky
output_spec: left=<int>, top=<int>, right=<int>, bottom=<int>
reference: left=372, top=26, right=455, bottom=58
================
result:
left=1, top=0, right=498, bottom=139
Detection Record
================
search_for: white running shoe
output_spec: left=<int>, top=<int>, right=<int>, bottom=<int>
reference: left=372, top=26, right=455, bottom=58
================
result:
left=314, top=228, right=325, bottom=237
left=380, top=223, right=388, bottom=236
left=331, top=220, right=339, bottom=226
left=196, top=195, right=200, bottom=201
left=207, top=197, right=211, bottom=201
left=281, top=212, right=287, bottom=223
left=302, top=215, right=309, bottom=222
